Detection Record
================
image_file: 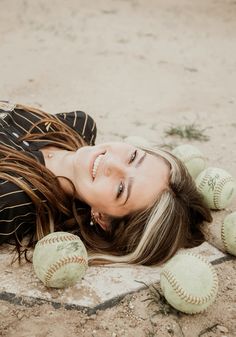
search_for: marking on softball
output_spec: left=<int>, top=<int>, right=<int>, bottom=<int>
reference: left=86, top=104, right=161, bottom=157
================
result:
left=44, top=255, right=87, bottom=286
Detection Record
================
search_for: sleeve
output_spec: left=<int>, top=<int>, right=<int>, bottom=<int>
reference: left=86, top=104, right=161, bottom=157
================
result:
left=0, top=101, right=16, bottom=113
left=55, top=111, right=97, bottom=145
left=0, top=180, right=36, bottom=244
left=0, top=103, right=97, bottom=146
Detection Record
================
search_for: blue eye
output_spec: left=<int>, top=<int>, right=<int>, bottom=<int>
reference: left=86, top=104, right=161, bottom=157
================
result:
left=117, top=181, right=124, bottom=198
left=129, top=150, right=137, bottom=163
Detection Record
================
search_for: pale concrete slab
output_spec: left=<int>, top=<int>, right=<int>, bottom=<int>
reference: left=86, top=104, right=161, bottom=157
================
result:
left=0, top=241, right=227, bottom=313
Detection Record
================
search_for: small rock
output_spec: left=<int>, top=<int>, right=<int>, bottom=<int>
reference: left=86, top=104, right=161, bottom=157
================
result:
left=217, top=325, right=229, bottom=333
left=50, top=291, right=60, bottom=299
left=128, top=302, right=134, bottom=310
left=17, top=312, right=25, bottom=320
left=167, top=326, right=174, bottom=334
left=227, top=285, right=233, bottom=290
left=129, top=322, right=137, bottom=328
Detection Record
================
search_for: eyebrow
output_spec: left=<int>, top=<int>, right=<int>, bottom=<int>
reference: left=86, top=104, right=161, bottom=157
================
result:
left=122, top=152, right=147, bottom=205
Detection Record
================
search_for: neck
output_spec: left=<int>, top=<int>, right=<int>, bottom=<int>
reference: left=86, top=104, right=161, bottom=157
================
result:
left=41, top=146, right=75, bottom=195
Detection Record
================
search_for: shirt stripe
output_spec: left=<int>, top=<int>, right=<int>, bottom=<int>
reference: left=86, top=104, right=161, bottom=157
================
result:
left=0, top=106, right=97, bottom=242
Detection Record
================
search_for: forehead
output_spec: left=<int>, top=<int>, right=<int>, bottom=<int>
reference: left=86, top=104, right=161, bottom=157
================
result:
left=123, top=151, right=170, bottom=214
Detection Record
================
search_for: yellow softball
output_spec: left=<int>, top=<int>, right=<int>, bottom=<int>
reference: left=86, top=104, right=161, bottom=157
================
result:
left=33, top=232, right=88, bottom=288
left=195, top=167, right=236, bottom=210
left=172, top=144, right=206, bottom=179
left=221, top=212, right=236, bottom=256
left=160, top=252, right=218, bottom=314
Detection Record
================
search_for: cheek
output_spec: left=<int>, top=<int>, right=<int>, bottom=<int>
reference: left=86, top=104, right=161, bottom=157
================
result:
left=94, top=182, right=116, bottom=210
left=95, top=180, right=113, bottom=198
left=79, top=180, right=113, bottom=208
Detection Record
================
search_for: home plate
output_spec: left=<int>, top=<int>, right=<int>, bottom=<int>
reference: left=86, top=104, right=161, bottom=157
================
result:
left=0, top=242, right=228, bottom=314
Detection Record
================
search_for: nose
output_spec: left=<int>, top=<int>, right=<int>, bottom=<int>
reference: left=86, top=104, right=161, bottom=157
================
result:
left=104, top=155, right=126, bottom=177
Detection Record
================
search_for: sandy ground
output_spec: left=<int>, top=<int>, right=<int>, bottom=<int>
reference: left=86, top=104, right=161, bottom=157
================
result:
left=0, top=260, right=235, bottom=337
left=0, top=0, right=236, bottom=336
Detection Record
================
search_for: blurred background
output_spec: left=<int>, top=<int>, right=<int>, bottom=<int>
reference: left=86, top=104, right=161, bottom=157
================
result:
left=0, top=0, right=236, bottom=157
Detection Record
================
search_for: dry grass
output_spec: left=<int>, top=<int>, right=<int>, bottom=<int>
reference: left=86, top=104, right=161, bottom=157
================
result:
left=164, top=123, right=210, bottom=141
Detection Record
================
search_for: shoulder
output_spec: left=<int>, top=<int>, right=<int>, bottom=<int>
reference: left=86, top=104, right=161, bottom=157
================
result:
left=0, top=101, right=16, bottom=123
left=0, top=102, right=44, bottom=133
left=56, top=110, right=97, bottom=145
left=0, top=101, right=16, bottom=113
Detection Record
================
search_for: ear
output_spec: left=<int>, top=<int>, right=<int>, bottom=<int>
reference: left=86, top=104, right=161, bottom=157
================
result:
left=92, top=211, right=110, bottom=231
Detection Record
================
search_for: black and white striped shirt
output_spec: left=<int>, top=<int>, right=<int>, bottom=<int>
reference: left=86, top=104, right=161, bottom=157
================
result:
left=0, top=103, right=97, bottom=244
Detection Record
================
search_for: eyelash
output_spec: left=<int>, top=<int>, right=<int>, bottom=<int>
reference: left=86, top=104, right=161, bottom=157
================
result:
left=117, top=182, right=124, bottom=198
left=117, top=150, right=137, bottom=199
left=129, top=149, right=137, bottom=164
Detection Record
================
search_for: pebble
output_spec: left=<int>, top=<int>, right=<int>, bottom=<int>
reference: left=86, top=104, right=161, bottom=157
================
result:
left=217, top=325, right=229, bottom=333
left=128, top=302, right=134, bottom=310
left=129, top=322, right=137, bottom=328
left=50, top=292, right=60, bottom=299
left=166, top=325, right=174, bottom=334
left=17, top=312, right=25, bottom=320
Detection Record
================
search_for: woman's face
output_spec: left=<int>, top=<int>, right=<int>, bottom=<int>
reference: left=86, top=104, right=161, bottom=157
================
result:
left=72, top=142, right=170, bottom=218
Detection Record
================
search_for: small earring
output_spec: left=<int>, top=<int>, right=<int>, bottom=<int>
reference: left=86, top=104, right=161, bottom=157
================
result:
left=90, top=211, right=95, bottom=226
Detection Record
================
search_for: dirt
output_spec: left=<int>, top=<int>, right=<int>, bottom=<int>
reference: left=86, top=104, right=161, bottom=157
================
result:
left=0, top=0, right=236, bottom=336
left=0, top=261, right=235, bottom=337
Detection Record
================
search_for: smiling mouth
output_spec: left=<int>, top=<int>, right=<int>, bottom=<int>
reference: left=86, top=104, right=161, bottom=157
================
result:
left=92, top=153, right=105, bottom=179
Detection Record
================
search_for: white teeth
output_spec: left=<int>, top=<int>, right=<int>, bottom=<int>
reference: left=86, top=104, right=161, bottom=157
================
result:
left=92, top=154, right=103, bottom=178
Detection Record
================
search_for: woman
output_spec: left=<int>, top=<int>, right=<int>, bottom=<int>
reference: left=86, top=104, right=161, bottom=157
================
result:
left=0, top=102, right=212, bottom=265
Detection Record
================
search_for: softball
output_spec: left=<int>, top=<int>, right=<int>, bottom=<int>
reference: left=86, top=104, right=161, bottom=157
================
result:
left=172, top=144, right=206, bottom=179
left=195, top=167, right=236, bottom=210
left=160, top=252, right=218, bottom=314
left=124, top=136, right=151, bottom=148
left=33, top=232, right=88, bottom=288
left=221, top=212, right=236, bottom=256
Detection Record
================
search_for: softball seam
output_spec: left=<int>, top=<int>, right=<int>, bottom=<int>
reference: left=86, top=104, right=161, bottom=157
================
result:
left=37, top=234, right=79, bottom=246
left=197, top=170, right=233, bottom=209
left=213, top=176, right=234, bottom=209
left=196, top=169, right=213, bottom=193
left=221, top=222, right=236, bottom=254
left=44, top=255, right=87, bottom=286
left=161, top=252, right=218, bottom=306
left=221, top=223, right=228, bottom=253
